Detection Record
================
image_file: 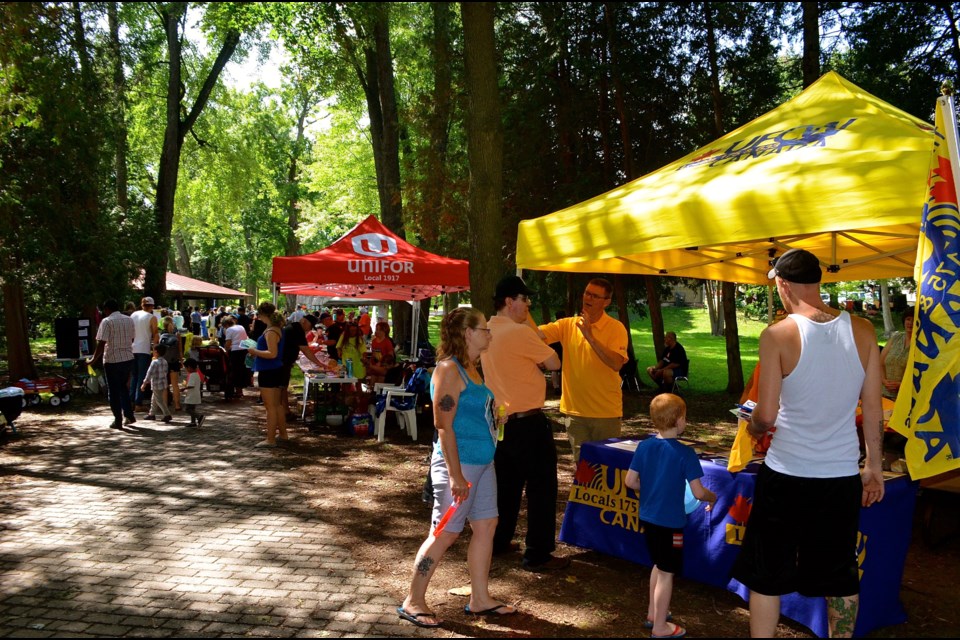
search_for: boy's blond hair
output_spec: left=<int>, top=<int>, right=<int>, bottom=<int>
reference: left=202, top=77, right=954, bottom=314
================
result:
left=650, top=393, right=686, bottom=432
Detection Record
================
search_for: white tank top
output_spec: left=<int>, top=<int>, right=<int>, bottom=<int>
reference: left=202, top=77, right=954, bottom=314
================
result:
left=765, top=311, right=863, bottom=478
left=131, top=310, right=155, bottom=354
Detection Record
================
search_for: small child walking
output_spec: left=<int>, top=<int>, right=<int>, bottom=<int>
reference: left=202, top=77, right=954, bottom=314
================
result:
left=141, top=344, right=172, bottom=422
left=181, top=358, right=206, bottom=427
left=625, top=393, right=717, bottom=639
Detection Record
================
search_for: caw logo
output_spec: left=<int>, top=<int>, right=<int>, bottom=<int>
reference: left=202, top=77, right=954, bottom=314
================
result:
left=352, top=233, right=398, bottom=257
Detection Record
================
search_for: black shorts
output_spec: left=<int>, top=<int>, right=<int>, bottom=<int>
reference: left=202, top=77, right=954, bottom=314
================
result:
left=257, top=367, right=285, bottom=389
left=641, top=521, right=684, bottom=575
left=168, top=360, right=182, bottom=373
left=278, top=364, right=293, bottom=387
left=732, top=464, right=862, bottom=597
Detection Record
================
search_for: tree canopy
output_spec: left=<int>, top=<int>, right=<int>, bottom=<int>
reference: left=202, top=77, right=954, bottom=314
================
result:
left=1, top=1, right=955, bottom=381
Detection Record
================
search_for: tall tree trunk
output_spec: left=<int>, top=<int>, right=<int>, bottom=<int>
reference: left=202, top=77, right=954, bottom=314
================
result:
left=425, top=2, right=452, bottom=236
left=938, top=2, right=960, bottom=84
left=174, top=231, right=191, bottom=276
left=3, top=279, right=38, bottom=380
left=723, top=280, right=744, bottom=395
left=646, top=277, right=665, bottom=360
left=461, top=2, right=503, bottom=319
left=703, top=4, right=724, bottom=134
left=704, top=4, right=741, bottom=393
left=284, top=91, right=312, bottom=258
left=880, top=280, right=895, bottom=336
left=149, top=4, right=239, bottom=302
left=107, top=2, right=128, bottom=214
left=603, top=1, right=642, bottom=366
left=541, top=3, right=577, bottom=187
left=801, top=1, right=820, bottom=88
left=705, top=280, right=720, bottom=335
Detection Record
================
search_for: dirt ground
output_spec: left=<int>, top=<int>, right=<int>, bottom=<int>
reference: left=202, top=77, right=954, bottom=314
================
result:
left=4, top=387, right=960, bottom=638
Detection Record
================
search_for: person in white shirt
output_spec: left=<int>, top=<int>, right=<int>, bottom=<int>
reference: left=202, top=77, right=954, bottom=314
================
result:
left=130, top=296, right=159, bottom=411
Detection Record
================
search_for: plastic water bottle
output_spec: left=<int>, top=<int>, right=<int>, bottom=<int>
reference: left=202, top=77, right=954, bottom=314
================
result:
left=345, top=358, right=354, bottom=378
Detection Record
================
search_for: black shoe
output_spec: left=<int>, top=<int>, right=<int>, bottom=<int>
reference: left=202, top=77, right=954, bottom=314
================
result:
left=161, top=415, right=172, bottom=423
left=124, top=415, right=137, bottom=425
left=521, top=555, right=570, bottom=572
left=110, top=421, right=122, bottom=429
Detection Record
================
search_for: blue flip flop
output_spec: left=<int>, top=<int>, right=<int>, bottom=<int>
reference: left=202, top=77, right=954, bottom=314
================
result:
left=464, top=603, right=517, bottom=616
left=396, top=606, right=440, bottom=628
left=643, top=612, right=673, bottom=629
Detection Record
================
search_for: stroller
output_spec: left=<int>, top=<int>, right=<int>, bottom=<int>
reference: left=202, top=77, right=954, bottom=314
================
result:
left=197, top=345, right=229, bottom=395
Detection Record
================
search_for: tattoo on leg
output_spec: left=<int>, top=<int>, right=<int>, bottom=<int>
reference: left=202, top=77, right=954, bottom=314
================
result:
left=415, top=554, right=435, bottom=577
left=438, top=394, right=455, bottom=412
left=828, top=596, right=858, bottom=637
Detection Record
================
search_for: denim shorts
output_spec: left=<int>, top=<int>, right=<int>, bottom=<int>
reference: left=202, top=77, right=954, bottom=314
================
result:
left=430, top=455, right=498, bottom=534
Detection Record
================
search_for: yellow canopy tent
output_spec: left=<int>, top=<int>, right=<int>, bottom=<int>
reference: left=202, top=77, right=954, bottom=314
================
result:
left=516, top=72, right=933, bottom=284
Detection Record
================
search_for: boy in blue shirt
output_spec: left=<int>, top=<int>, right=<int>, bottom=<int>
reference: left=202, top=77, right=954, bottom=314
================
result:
left=626, top=393, right=717, bottom=638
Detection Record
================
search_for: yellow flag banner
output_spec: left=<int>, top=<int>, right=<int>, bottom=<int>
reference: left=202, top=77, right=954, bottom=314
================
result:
left=888, top=94, right=960, bottom=481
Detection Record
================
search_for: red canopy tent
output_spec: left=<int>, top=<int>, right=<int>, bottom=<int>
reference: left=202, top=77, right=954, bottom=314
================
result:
left=272, top=215, right=470, bottom=301
left=272, top=216, right=470, bottom=352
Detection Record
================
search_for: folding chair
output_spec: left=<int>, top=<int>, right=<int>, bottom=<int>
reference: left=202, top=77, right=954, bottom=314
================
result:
left=671, top=361, right=690, bottom=395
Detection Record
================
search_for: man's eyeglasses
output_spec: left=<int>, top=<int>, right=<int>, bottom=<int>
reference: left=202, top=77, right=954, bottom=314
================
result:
left=583, top=290, right=609, bottom=300
left=513, top=294, right=530, bottom=303
left=473, top=327, right=492, bottom=334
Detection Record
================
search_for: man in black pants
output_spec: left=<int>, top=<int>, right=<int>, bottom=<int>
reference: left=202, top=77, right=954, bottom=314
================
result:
left=480, top=275, right=568, bottom=572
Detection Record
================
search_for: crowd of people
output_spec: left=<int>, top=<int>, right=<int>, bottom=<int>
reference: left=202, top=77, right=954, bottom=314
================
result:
left=88, top=298, right=391, bottom=447
left=86, top=254, right=894, bottom=637
left=398, top=254, right=889, bottom=638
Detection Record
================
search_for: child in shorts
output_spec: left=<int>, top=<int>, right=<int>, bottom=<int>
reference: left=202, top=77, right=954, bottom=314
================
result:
left=181, top=358, right=205, bottom=427
left=141, top=344, right=171, bottom=422
left=625, top=393, right=717, bottom=638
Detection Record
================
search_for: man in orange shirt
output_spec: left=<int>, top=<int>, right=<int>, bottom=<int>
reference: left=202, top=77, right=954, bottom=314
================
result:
left=480, top=275, right=567, bottom=572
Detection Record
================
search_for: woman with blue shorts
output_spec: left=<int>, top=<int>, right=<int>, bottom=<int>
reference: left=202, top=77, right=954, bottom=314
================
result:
left=397, top=307, right=516, bottom=628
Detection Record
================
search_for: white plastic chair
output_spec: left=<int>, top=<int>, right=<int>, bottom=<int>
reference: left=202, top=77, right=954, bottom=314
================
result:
left=373, top=383, right=417, bottom=442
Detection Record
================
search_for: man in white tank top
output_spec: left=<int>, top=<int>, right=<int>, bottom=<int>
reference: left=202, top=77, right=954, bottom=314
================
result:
left=732, top=249, right=884, bottom=638
left=130, top=296, right=160, bottom=410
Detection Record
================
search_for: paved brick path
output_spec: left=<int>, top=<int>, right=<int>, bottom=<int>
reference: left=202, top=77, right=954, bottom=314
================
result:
left=0, top=398, right=432, bottom=638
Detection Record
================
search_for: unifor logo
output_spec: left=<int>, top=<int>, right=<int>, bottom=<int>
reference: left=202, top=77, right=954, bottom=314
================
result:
left=352, top=233, right=398, bottom=258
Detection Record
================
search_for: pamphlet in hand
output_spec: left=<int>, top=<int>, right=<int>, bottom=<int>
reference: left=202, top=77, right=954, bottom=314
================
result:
left=730, top=399, right=756, bottom=422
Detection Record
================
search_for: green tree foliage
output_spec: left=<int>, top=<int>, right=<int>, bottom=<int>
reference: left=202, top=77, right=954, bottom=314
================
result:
left=0, top=2, right=144, bottom=376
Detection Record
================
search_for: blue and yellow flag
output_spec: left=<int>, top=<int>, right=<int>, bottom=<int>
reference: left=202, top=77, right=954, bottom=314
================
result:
left=888, top=95, right=960, bottom=481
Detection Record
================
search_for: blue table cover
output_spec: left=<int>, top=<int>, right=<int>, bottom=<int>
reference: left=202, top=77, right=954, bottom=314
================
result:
left=559, top=438, right=918, bottom=637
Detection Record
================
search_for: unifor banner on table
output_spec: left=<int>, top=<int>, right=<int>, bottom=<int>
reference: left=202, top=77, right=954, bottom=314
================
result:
left=888, top=93, right=960, bottom=481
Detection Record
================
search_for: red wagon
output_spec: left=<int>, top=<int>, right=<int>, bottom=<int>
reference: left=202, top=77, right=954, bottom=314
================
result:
left=11, top=375, right=72, bottom=407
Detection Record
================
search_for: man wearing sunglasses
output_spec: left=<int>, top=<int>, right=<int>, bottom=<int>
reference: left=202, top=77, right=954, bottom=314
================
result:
left=536, top=278, right=628, bottom=465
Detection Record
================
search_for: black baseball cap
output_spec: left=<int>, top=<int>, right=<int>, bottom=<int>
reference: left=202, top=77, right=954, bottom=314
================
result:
left=767, top=249, right=822, bottom=284
left=303, top=314, right=318, bottom=327
left=494, top=275, right=536, bottom=300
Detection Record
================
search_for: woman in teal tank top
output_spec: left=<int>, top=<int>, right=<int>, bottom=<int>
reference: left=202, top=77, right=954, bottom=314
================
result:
left=398, top=308, right=516, bottom=628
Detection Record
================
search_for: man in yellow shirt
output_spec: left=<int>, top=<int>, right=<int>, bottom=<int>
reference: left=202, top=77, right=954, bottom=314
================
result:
left=537, top=278, right=628, bottom=464
left=481, top=276, right=566, bottom=572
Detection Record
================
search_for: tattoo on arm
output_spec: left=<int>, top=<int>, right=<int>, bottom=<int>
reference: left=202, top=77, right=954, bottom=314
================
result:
left=415, top=554, right=434, bottom=578
left=438, top=394, right=455, bottom=412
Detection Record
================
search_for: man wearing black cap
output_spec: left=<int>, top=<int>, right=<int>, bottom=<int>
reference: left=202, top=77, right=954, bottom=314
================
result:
left=480, top=275, right=567, bottom=572
left=731, top=248, right=884, bottom=638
